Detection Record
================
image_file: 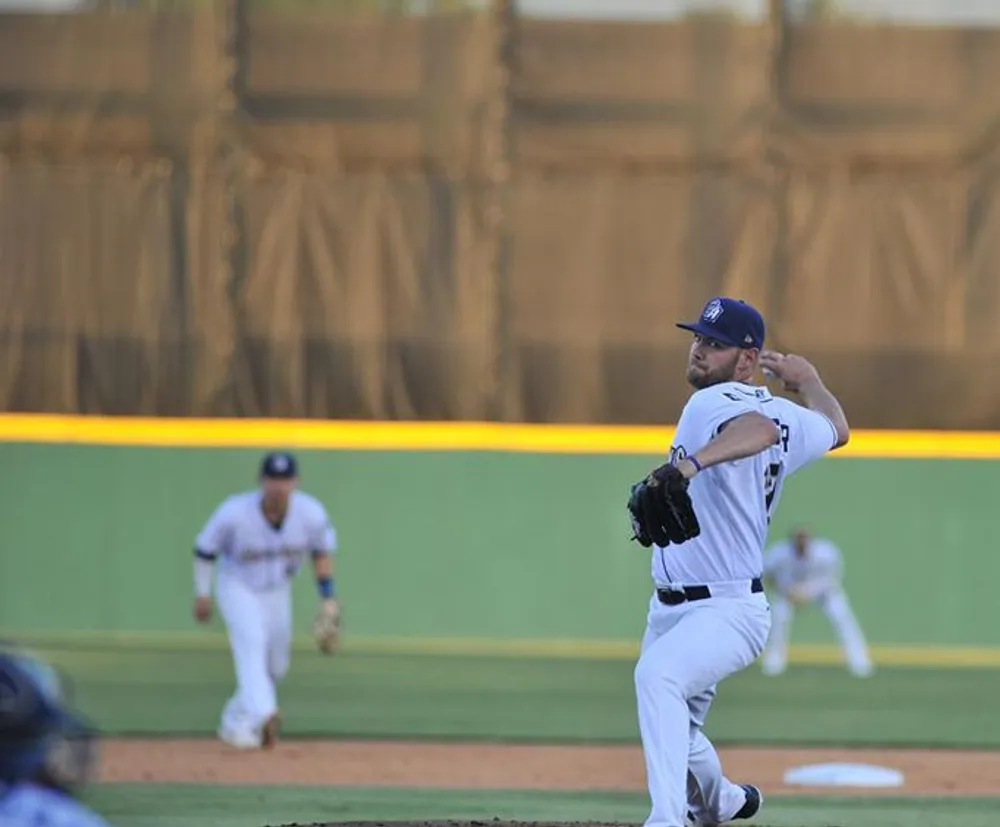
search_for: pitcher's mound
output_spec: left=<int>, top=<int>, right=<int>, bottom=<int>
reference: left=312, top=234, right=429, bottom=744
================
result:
left=273, top=823, right=635, bottom=827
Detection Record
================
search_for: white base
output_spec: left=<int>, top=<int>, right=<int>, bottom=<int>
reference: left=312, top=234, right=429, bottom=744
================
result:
left=784, top=762, right=904, bottom=788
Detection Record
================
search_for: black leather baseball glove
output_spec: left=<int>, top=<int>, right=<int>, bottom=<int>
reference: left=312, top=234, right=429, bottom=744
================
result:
left=627, top=463, right=701, bottom=547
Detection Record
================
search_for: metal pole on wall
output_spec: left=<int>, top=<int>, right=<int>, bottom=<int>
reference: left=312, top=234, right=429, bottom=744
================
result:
left=765, top=0, right=792, bottom=341
left=221, top=0, right=251, bottom=415
left=491, top=0, right=516, bottom=421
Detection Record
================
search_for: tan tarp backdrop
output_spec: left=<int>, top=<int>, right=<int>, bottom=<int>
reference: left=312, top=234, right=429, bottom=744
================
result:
left=1, top=6, right=1000, bottom=428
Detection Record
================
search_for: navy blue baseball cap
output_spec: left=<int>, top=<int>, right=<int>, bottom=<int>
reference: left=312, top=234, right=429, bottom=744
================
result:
left=676, top=296, right=766, bottom=350
left=260, top=452, right=298, bottom=479
left=0, top=646, right=98, bottom=788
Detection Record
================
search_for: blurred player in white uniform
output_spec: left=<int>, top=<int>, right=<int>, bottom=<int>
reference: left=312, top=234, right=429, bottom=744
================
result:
left=628, top=296, right=851, bottom=827
left=0, top=645, right=109, bottom=827
left=761, top=528, right=873, bottom=677
left=192, top=451, right=340, bottom=749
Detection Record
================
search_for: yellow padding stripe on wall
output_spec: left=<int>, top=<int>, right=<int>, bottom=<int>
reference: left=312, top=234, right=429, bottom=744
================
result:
left=0, top=413, right=999, bottom=459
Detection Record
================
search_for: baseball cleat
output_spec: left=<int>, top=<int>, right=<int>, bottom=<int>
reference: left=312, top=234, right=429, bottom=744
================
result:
left=260, top=711, right=282, bottom=748
left=734, top=784, right=762, bottom=820
left=685, top=785, right=762, bottom=825
left=217, top=725, right=262, bottom=750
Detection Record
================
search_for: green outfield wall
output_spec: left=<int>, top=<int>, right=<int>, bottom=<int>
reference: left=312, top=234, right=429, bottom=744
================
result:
left=1, top=440, right=998, bottom=651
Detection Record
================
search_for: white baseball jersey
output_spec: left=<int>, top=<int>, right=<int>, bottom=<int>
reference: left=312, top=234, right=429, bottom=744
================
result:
left=653, top=381, right=839, bottom=586
left=763, top=537, right=844, bottom=600
left=195, top=490, right=337, bottom=591
left=0, top=782, right=110, bottom=827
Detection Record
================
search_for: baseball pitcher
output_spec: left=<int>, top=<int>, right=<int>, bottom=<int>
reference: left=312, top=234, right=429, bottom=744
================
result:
left=192, top=451, right=341, bottom=749
left=627, top=296, right=850, bottom=827
left=761, top=527, right=873, bottom=677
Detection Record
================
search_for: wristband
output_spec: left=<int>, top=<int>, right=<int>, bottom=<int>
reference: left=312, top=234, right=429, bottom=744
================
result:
left=317, top=576, right=335, bottom=599
left=688, top=455, right=704, bottom=474
left=194, top=557, right=213, bottom=598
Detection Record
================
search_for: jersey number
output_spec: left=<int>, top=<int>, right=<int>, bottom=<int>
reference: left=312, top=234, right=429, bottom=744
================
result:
left=764, top=462, right=782, bottom=513
left=764, top=418, right=790, bottom=517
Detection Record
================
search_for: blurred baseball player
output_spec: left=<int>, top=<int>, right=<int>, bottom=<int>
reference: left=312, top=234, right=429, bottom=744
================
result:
left=193, top=451, right=341, bottom=749
left=626, top=296, right=850, bottom=827
left=761, top=527, right=873, bottom=677
left=0, top=644, right=109, bottom=827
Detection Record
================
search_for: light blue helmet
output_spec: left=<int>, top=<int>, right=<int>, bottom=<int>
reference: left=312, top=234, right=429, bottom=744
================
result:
left=0, top=645, right=98, bottom=791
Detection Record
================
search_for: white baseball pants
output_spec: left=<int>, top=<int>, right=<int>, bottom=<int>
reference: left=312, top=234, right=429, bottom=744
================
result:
left=762, top=589, right=872, bottom=676
left=634, top=586, right=771, bottom=827
left=215, top=573, right=293, bottom=739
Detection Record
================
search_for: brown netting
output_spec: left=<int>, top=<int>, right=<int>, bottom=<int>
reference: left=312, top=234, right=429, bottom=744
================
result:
left=229, top=171, right=498, bottom=420
left=511, top=19, right=773, bottom=167
left=3, top=5, right=1000, bottom=427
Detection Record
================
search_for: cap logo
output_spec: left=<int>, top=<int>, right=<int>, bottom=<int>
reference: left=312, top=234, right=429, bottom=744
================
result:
left=703, top=298, right=724, bottom=323
left=744, top=333, right=754, bottom=345
left=272, top=456, right=288, bottom=472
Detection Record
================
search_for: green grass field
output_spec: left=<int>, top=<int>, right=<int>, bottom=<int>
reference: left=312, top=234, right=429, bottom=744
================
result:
left=79, top=787, right=1000, bottom=827
left=32, top=642, right=1000, bottom=747
left=17, top=641, right=1000, bottom=827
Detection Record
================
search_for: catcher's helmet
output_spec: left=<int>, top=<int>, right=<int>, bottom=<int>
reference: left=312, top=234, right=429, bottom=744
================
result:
left=0, top=645, right=99, bottom=791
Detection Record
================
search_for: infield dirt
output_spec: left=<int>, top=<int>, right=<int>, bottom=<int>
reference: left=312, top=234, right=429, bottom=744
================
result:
left=100, top=739, right=1000, bottom=796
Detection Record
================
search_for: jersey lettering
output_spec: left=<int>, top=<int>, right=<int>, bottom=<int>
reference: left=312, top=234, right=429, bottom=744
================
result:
left=237, top=546, right=306, bottom=564
left=772, top=418, right=790, bottom=452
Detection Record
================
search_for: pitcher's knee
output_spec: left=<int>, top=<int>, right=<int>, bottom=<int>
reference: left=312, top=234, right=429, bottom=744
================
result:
left=634, top=655, right=685, bottom=696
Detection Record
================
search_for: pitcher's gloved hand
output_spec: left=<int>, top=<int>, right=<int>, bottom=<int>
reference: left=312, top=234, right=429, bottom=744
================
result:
left=627, top=463, right=701, bottom=547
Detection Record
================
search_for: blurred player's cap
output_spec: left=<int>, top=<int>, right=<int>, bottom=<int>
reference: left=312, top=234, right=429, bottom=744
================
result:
left=676, top=296, right=765, bottom=350
left=0, top=644, right=99, bottom=790
left=260, top=452, right=298, bottom=479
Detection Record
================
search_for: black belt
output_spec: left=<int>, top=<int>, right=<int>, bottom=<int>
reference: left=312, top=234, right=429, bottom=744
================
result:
left=657, top=577, right=763, bottom=606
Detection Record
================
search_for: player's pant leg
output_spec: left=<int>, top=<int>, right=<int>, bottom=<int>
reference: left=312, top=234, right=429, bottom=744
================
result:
left=684, top=690, right=751, bottom=825
left=640, top=605, right=748, bottom=824
left=216, top=576, right=279, bottom=731
left=638, top=599, right=759, bottom=825
left=634, top=596, right=770, bottom=827
left=635, top=597, right=686, bottom=827
left=822, top=591, right=873, bottom=676
left=761, top=595, right=793, bottom=675
left=266, top=585, right=294, bottom=686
